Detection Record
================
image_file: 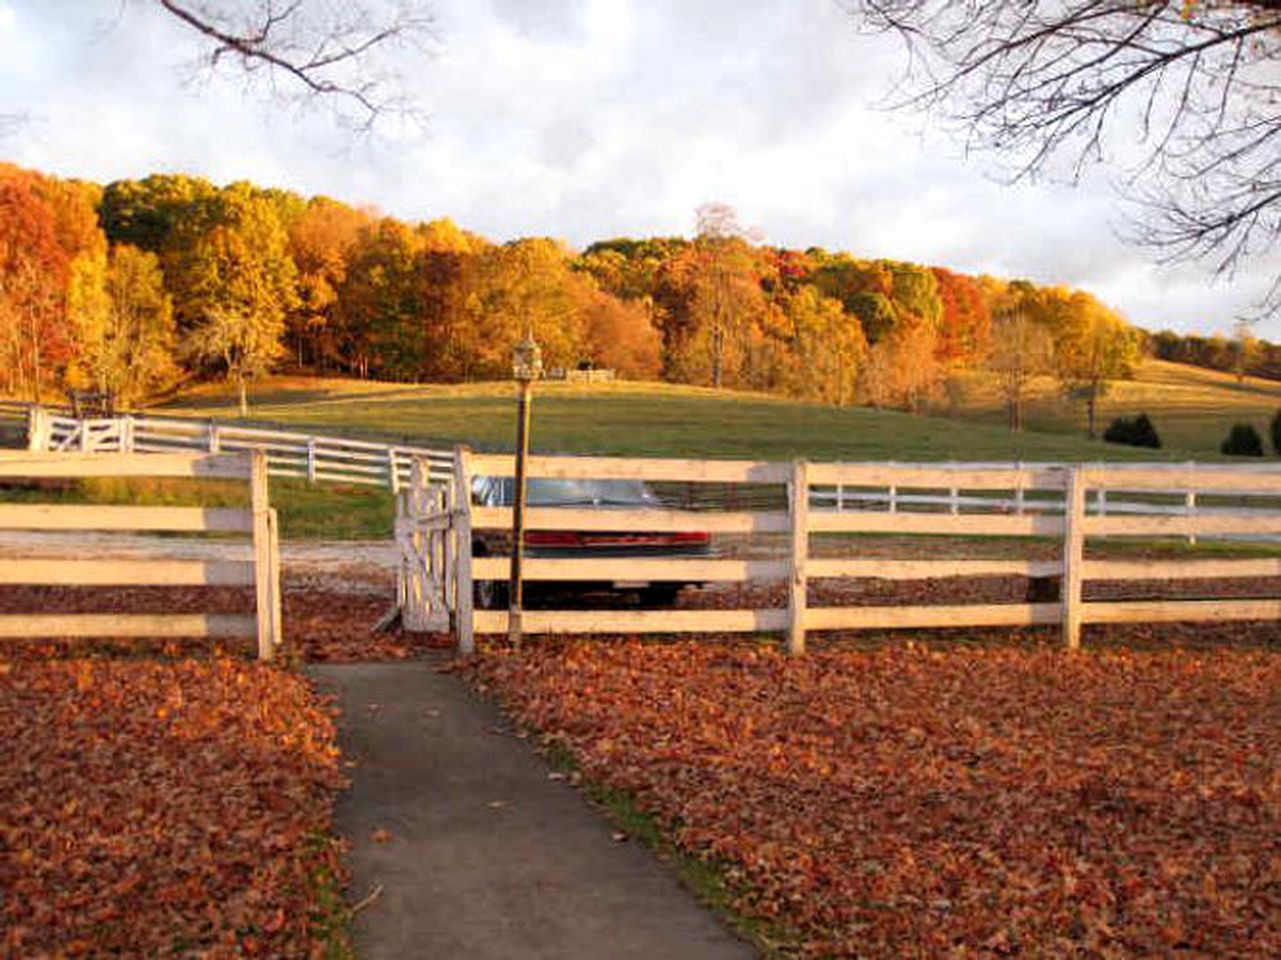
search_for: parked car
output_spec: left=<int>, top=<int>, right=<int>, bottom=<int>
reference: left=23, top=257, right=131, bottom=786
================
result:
left=470, top=476, right=711, bottom=608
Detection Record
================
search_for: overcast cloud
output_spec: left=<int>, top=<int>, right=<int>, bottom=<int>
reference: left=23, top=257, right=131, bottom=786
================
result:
left=2, top=0, right=1276, bottom=338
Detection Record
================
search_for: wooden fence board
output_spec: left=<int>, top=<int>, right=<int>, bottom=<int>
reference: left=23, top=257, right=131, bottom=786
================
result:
left=0, top=504, right=254, bottom=532
left=1084, top=558, right=1281, bottom=580
left=807, top=558, right=1063, bottom=579
left=471, top=556, right=789, bottom=582
left=1082, top=465, right=1281, bottom=493
left=0, top=613, right=257, bottom=638
left=472, top=506, right=791, bottom=534
left=805, top=603, right=1060, bottom=631
left=808, top=512, right=1066, bottom=536
left=1083, top=515, right=1281, bottom=537
left=0, top=451, right=250, bottom=479
left=469, top=453, right=791, bottom=484
left=472, top=607, right=790, bottom=635
left=808, top=463, right=1068, bottom=489
left=0, top=558, right=255, bottom=586
left=1082, top=599, right=1281, bottom=623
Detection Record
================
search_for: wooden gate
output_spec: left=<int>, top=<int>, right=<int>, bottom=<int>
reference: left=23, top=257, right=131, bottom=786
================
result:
left=395, top=456, right=459, bottom=632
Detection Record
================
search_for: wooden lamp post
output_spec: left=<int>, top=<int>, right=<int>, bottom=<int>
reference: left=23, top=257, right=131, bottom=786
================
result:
left=508, top=332, right=542, bottom=644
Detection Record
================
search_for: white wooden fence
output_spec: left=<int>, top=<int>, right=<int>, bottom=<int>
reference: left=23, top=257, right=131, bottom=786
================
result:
left=24, top=406, right=454, bottom=490
left=397, top=451, right=1281, bottom=654
left=0, top=450, right=282, bottom=659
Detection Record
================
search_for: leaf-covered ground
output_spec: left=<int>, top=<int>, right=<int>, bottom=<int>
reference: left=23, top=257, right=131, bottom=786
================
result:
left=469, top=641, right=1281, bottom=958
left=1, top=658, right=347, bottom=958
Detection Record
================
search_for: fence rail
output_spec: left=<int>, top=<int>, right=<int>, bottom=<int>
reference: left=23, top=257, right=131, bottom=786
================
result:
left=22, top=405, right=454, bottom=491
left=0, top=450, right=281, bottom=659
left=398, top=450, right=1281, bottom=654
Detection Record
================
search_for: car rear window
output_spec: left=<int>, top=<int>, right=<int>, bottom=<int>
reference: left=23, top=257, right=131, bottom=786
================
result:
left=480, top=478, right=658, bottom=506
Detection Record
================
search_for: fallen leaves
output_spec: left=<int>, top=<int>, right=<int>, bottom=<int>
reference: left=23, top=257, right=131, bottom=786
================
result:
left=468, top=640, right=1281, bottom=958
left=1, top=658, right=347, bottom=958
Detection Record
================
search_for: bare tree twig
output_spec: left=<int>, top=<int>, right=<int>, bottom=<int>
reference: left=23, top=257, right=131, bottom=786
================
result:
left=153, top=0, right=435, bottom=131
left=842, top=1, right=1281, bottom=315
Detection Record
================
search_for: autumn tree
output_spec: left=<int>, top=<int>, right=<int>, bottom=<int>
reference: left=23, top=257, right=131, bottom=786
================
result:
left=933, top=267, right=991, bottom=364
left=0, top=165, right=100, bottom=400
left=687, top=203, right=766, bottom=389
left=580, top=290, right=662, bottom=380
left=1233, top=317, right=1259, bottom=383
left=177, top=186, right=296, bottom=412
left=327, top=218, right=423, bottom=379
left=845, top=1, right=1281, bottom=314
left=862, top=321, right=942, bottom=412
left=460, top=238, right=591, bottom=378
left=67, top=244, right=178, bottom=402
left=987, top=304, right=1055, bottom=432
left=810, top=254, right=897, bottom=343
left=105, top=246, right=180, bottom=402
left=1053, top=292, right=1140, bottom=438
left=184, top=305, right=284, bottom=417
left=285, top=197, right=372, bottom=369
left=778, top=286, right=867, bottom=404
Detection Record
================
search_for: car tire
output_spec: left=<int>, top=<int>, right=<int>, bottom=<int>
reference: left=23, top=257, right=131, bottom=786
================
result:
left=640, top=585, right=680, bottom=608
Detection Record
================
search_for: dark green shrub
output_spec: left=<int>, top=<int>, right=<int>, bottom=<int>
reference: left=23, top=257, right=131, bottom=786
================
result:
left=1221, top=423, right=1264, bottom=457
left=1103, top=413, right=1161, bottom=449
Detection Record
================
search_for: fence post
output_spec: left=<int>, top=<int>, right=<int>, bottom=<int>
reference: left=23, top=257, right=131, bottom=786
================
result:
left=453, top=445, right=475, bottom=655
left=249, top=450, right=278, bottom=661
left=1061, top=465, right=1085, bottom=651
left=1014, top=460, right=1025, bottom=515
left=388, top=448, right=400, bottom=494
left=26, top=407, right=44, bottom=451
left=79, top=418, right=90, bottom=452
left=208, top=423, right=220, bottom=454
left=1185, top=461, right=1197, bottom=546
left=307, top=438, right=318, bottom=485
left=266, top=508, right=283, bottom=653
left=787, top=459, right=809, bottom=656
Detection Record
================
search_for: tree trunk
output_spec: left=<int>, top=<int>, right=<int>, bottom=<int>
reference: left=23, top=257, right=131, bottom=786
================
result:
left=1007, top=390, right=1022, bottom=432
left=1086, top=386, right=1097, bottom=439
left=238, top=376, right=248, bottom=418
left=710, top=324, right=723, bottom=389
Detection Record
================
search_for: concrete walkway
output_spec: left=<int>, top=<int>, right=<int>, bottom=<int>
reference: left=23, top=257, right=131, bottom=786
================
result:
left=309, top=660, right=755, bottom=960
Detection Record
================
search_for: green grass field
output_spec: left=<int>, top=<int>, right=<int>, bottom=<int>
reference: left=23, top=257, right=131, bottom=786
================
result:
left=947, top=359, right=1281, bottom=455
left=159, top=373, right=1200, bottom=463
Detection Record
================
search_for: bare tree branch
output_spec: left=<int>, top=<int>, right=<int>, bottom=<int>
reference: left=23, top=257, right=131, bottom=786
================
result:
left=152, top=0, right=435, bottom=131
left=842, top=1, right=1281, bottom=315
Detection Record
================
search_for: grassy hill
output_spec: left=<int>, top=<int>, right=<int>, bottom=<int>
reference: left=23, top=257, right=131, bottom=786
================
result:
left=160, top=377, right=1170, bottom=463
left=157, top=359, right=1281, bottom=462
left=948, top=359, right=1281, bottom=456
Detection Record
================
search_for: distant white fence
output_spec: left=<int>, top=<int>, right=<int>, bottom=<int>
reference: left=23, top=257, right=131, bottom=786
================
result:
left=398, top=451, right=1281, bottom=654
left=23, top=406, right=454, bottom=491
left=0, top=450, right=281, bottom=659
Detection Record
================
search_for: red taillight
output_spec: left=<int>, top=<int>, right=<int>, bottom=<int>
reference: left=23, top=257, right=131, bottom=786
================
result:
left=667, top=531, right=710, bottom=545
left=525, top=531, right=583, bottom=547
left=525, top=530, right=709, bottom=547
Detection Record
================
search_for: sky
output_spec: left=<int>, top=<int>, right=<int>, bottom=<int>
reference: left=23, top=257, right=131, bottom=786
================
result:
left=2, top=0, right=1277, bottom=339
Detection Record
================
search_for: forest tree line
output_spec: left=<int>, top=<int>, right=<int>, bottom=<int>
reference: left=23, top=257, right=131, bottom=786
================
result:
left=1, top=162, right=1170, bottom=433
